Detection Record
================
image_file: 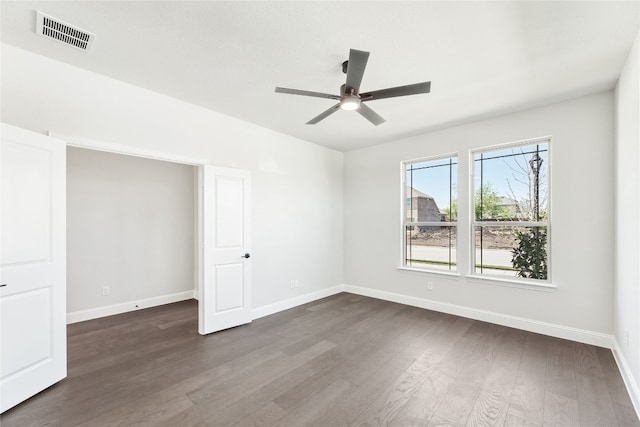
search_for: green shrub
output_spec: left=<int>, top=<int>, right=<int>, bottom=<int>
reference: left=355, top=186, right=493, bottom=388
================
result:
left=511, top=228, right=547, bottom=279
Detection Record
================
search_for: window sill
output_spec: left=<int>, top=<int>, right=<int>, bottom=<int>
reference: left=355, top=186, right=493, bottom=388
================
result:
left=397, top=266, right=460, bottom=278
left=396, top=267, right=556, bottom=291
left=466, top=274, right=557, bottom=292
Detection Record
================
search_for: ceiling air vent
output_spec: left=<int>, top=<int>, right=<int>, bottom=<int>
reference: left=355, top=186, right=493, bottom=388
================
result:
left=36, top=11, right=95, bottom=52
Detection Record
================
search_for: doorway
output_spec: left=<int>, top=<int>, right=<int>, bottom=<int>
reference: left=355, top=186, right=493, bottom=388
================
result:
left=1, top=125, right=253, bottom=412
left=66, top=146, right=197, bottom=321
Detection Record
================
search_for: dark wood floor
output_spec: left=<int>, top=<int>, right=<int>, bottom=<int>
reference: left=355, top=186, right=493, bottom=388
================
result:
left=1, top=293, right=638, bottom=426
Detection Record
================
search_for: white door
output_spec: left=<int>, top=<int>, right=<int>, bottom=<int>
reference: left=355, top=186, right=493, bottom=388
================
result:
left=199, top=165, right=251, bottom=335
left=0, top=124, right=66, bottom=413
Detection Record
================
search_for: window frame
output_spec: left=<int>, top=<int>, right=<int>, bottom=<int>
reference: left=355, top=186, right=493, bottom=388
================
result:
left=400, top=153, right=459, bottom=275
left=469, top=136, right=552, bottom=286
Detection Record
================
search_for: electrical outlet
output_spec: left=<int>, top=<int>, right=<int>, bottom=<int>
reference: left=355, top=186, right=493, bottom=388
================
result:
left=102, top=285, right=110, bottom=296
left=290, top=280, right=299, bottom=289
left=427, top=281, right=434, bottom=291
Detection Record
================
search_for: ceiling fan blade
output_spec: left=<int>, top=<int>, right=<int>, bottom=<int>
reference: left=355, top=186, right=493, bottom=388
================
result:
left=275, top=87, right=341, bottom=100
left=306, top=103, right=341, bottom=125
left=345, top=49, right=370, bottom=93
left=358, top=103, right=386, bottom=126
left=360, top=82, right=431, bottom=101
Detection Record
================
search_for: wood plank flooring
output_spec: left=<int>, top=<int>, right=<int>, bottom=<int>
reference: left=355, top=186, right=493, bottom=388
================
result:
left=1, top=293, right=637, bottom=426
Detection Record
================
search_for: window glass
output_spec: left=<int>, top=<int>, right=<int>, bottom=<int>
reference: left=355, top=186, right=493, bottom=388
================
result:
left=403, top=156, right=457, bottom=271
left=472, top=141, right=550, bottom=281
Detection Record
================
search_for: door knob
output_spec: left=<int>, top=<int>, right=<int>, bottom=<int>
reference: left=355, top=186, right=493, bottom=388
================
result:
left=242, top=253, right=251, bottom=259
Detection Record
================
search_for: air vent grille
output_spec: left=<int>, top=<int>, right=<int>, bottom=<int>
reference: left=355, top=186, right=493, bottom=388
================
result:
left=36, top=11, right=95, bottom=52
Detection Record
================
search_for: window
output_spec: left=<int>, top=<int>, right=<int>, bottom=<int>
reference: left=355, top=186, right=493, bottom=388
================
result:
left=472, top=138, right=550, bottom=281
left=402, top=155, right=457, bottom=272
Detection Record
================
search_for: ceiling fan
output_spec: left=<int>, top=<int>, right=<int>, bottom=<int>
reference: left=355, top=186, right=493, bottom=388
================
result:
left=275, top=49, right=431, bottom=126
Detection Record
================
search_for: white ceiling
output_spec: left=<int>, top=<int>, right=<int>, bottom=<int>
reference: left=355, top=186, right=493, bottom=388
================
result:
left=1, top=1, right=638, bottom=152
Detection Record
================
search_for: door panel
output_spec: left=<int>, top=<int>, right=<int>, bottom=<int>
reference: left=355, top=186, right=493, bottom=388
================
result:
left=215, top=176, right=244, bottom=248
left=215, top=263, right=244, bottom=311
left=1, top=141, right=52, bottom=265
left=0, top=123, right=66, bottom=413
left=199, top=166, right=251, bottom=335
left=0, top=289, right=52, bottom=378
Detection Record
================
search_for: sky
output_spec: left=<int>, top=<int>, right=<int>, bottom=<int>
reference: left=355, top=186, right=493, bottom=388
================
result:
left=406, top=143, right=549, bottom=214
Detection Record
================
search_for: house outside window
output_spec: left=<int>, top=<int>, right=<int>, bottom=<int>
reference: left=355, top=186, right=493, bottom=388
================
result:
left=472, top=138, right=550, bottom=282
left=402, top=155, right=457, bottom=272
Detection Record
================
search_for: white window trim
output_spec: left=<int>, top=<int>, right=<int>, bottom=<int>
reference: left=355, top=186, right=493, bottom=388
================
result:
left=397, top=266, right=461, bottom=278
left=466, top=273, right=557, bottom=291
left=469, top=136, right=552, bottom=286
left=400, top=153, right=459, bottom=275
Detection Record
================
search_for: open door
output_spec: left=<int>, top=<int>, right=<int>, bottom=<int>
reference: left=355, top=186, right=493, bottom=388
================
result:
left=199, top=165, right=252, bottom=335
left=0, top=124, right=66, bottom=413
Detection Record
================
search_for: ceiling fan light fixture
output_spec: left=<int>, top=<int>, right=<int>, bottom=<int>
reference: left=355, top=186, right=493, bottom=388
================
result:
left=340, top=94, right=361, bottom=111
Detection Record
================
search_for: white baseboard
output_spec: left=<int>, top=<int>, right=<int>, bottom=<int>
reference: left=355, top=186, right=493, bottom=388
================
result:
left=612, top=337, right=640, bottom=418
left=343, top=284, right=613, bottom=348
left=66, top=290, right=196, bottom=324
left=251, top=285, right=344, bottom=320
left=68, top=284, right=614, bottom=349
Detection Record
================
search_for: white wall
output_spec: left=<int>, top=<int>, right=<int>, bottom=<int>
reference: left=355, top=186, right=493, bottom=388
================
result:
left=0, top=42, right=626, bottom=344
left=614, top=30, right=640, bottom=407
left=0, top=44, right=344, bottom=312
left=344, top=91, right=615, bottom=337
left=66, top=147, right=195, bottom=313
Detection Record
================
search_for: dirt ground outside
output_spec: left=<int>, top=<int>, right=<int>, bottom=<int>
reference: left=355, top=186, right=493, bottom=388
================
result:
left=406, top=226, right=529, bottom=250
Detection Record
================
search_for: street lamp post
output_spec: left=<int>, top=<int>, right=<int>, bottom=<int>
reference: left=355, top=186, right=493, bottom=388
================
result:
left=529, top=147, right=543, bottom=221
